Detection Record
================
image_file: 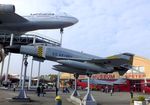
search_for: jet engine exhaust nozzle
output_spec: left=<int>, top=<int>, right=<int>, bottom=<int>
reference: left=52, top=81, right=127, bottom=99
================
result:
left=5, top=45, right=21, bottom=53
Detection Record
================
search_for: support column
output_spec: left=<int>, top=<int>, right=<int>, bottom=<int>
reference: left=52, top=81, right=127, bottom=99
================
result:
left=0, top=48, right=5, bottom=81
left=21, top=56, right=28, bottom=90
left=36, top=62, right=41, bottom=87
left=19, top=55, right=25, bottom=87
left=13, top=55, right=30, bottom=101
left=28, top=59, right=33, bottom=89
left=28, top=35, right=36, bottom=89
left=82, top=74, right=97, bottom=105
left=5, top=33, right=14, bottom=82
left=56, top=28, right=63, bottom=95
left=0, top=60, right=4, bottom=81
left=71, top=73, right=80, bottom=97
left=57, top=72, right=60, bottom=90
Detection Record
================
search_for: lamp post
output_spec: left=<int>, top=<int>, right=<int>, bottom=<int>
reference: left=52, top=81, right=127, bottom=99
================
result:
left=29, top=35, right=36, bottom=89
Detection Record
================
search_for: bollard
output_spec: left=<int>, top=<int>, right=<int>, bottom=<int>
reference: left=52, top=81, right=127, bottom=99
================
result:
left=55, top=96, right=62, bottom=105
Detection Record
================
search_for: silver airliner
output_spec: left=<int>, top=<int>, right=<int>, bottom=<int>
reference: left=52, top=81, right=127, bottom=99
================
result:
left=5, top=44, right=134, bottom=75
left=0, top=4, right=78, bottom=35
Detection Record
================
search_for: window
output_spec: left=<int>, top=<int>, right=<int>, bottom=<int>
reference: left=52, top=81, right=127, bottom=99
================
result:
left=138, top=66, right=144, bottom=72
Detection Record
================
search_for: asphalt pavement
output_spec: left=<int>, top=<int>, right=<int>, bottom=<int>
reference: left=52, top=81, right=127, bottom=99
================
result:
left=0, top=88, right=150, bottom=105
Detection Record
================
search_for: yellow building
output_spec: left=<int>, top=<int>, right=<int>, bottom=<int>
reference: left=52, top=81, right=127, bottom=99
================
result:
left=60, top=73, right=74, bottom=80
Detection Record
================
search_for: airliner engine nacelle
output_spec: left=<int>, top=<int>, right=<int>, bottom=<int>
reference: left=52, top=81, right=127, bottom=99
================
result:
left=0, top=4, right=15, bottom=13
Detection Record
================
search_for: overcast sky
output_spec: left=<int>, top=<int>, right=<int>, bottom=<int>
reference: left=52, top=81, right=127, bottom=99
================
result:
left=1, top=0, right=150, bottom=77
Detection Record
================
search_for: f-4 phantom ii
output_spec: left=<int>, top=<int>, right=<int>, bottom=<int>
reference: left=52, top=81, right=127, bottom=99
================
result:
left=5, top=44, right=134, bottom=75
left=0, top=4, right=78, bottom=35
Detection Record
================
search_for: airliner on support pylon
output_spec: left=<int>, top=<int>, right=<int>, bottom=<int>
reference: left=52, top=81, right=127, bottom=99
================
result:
left=0, top=4, right=78, bottom=35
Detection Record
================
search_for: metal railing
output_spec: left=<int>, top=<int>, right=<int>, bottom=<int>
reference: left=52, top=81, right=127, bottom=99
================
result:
left=0, top=34, right=61, bottom=46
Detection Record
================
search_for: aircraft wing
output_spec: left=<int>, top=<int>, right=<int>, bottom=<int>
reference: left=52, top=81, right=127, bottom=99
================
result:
left=0, top=13, right=28, bottom=23
left=55, top=53, right=134, bottom=66
left=54, top=56, right=91, bottom=61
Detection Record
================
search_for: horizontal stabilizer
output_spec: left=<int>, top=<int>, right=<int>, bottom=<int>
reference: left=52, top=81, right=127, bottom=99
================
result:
left=90, top=53, right=134, bottom=67
left=107, top=53, right=134, bottom=65
left=0, top=13, right=28, bottom=23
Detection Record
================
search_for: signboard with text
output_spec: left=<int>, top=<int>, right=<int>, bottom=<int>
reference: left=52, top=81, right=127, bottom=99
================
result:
left=79, top=74, right=116, bottom=79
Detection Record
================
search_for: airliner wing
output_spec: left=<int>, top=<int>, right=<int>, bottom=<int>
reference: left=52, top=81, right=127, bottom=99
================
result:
left=0, top=13, right=28, bottom=23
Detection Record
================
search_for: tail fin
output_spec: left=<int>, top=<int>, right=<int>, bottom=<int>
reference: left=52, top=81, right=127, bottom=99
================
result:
left=108, top=53, right=134, bottom=65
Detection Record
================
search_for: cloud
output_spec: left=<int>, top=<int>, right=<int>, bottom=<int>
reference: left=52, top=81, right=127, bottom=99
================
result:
left=61, top=0, right=150, bottom=58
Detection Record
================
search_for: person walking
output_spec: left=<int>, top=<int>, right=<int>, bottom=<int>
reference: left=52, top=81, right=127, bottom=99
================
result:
left=37, top=86, right=41, bottom=97
left=41, top=85, right=45, bottom=97
left=13, top=84, right=16, bottom=92
left=110, top=89, right=113, bottom=96
left=55, top=85, right=58, bottom=96
left=130, top=91, right=133, bottom=99
left=65, top=87, right=70, bottom=93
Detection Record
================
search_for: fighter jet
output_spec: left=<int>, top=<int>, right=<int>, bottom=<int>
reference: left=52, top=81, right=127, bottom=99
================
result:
left=5, top=44, right=134, bottom=75
left=0, top=4, right=78, bottom=35
left=81, top=78, right=127, bottom=86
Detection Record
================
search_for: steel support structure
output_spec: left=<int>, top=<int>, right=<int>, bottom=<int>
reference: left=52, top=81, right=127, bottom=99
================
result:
left=0, top=60, right=4, bottom=84
left=71, top=73, right=80, bottom=97
left=82, top=74, right=97, bottom=105
left=19, top=55, right=25, bottom=87
left=13, top=55, right=30, bottom=101
left=36, top=62, right=41, bottom=87
left=5, top=33, right=14, bottom=82
left=28, top=35, right=36, bottom=89
left=56, top=28, right=64, bottom=95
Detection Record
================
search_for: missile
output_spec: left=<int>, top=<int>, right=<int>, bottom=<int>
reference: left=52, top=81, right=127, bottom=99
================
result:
left=53, top=65, right=86, bottom=75
left=53, top=65, right=98, bottom=75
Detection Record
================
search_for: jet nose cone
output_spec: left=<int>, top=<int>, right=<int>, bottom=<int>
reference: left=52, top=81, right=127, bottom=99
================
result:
left=71, top=17, right=79, bottom=24
left=57, top=60, right=65, bottom=64
left=66, top=17, right=78, bottom=25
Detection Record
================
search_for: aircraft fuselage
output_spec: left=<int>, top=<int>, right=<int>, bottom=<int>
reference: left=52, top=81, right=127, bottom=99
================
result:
left=5, top=45, right=114, bottom=73
left=0, top=13, right=78, bottom=34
